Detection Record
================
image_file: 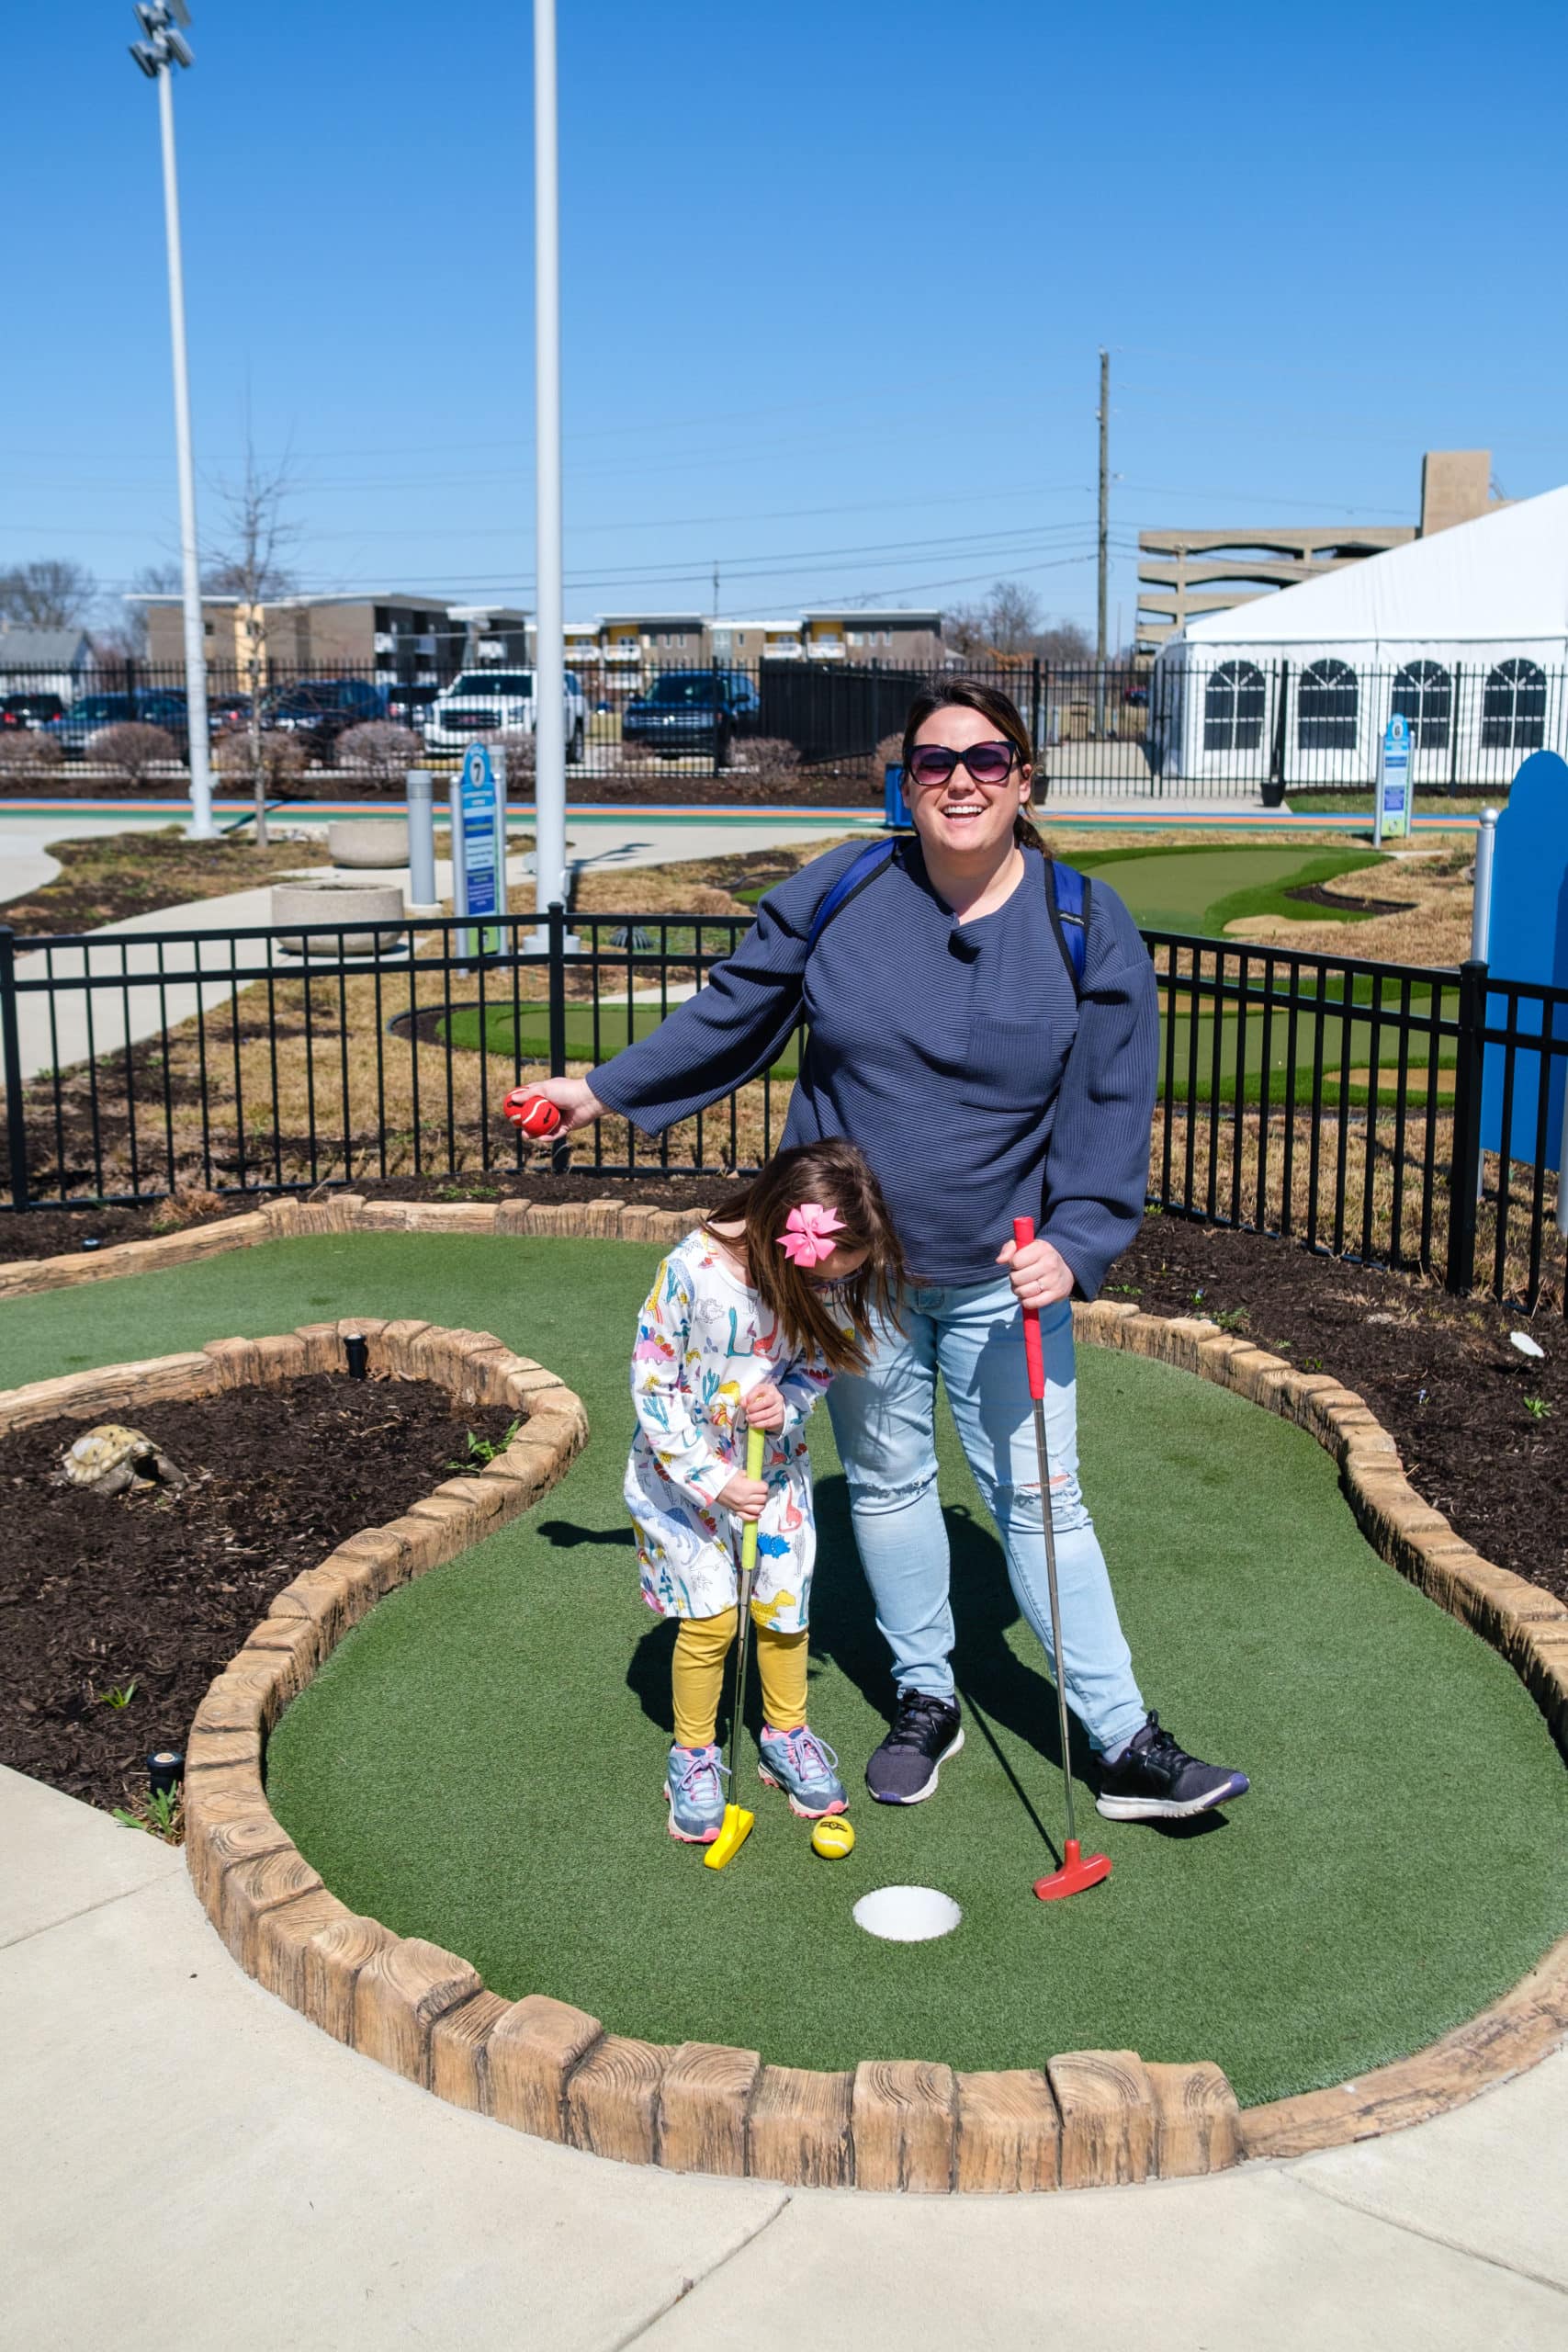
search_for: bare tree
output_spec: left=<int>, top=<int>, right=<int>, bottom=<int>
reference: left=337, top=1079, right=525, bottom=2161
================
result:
left=206, top=436, right=299, bottom=845
left=0, top=559, right=98, bottom=629
left=944, top=583, right=1094, bottom=669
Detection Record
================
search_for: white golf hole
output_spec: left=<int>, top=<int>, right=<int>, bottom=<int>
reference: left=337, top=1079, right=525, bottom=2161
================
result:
left=852, top=1884, right=963, bottom=1943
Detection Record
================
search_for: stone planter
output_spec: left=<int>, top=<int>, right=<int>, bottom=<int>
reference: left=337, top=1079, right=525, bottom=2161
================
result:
left=271, top=877, right=406, bottom=956
left=327, top=818, right=410, bottom=871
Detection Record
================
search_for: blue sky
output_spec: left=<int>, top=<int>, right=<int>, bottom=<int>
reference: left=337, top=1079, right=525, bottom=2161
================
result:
left=6, top=0, right=1566, bottom=639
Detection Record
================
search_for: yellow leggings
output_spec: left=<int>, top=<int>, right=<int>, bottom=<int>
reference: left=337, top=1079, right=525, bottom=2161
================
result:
left=671, top=1608, right=808, bottom=1750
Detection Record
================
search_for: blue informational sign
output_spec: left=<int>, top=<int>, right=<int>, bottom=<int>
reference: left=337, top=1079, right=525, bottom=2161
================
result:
left=448, top=741, right=508, bottom=962
left=1375, top=711, right=1411, bottom=842
left=1480, top=750, right=1568, bottom=1176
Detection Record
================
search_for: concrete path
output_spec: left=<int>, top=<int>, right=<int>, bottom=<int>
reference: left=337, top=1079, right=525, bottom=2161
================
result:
left=4, top=1762, right=1564, bottom=2351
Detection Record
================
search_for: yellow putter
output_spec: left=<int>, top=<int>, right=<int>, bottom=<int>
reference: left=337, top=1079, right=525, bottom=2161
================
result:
left=705, top=1426, right=766, bottom=1871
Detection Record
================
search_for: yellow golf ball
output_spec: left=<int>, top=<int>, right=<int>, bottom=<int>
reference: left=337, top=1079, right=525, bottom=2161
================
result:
left=811, top=1815, right=855, bottom=1860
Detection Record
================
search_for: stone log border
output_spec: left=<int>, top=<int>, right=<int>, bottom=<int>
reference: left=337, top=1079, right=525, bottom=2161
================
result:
left=1, top=1193, right=1564, bottom=2185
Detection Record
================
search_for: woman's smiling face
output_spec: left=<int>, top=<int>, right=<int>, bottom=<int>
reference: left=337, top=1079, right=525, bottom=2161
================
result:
left=905, top=703, right=1031, bottom=863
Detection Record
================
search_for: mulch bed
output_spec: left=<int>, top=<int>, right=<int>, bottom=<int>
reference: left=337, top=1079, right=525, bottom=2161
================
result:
left=0, top=1372, right=517, bottom=1813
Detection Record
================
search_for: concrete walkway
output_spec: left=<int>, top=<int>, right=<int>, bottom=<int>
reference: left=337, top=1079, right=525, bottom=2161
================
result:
left=5, top=1763, right=1563, bottom=2350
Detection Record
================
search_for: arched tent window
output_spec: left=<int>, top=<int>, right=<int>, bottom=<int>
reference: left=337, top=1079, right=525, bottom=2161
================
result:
left=1481, top=659, right=1546, bottom=749
left=1391, top=661, right=1452, bottom=752
left=1297, top=659, right=1358, bottom=752
left=1202, top=661, right=1266, bottom=752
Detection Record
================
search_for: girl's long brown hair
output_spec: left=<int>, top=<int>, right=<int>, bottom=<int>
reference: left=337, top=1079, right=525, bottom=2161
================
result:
left=701, top=1136, right=904, bottom=1374
left=900, top=677, right=1048, bottom=853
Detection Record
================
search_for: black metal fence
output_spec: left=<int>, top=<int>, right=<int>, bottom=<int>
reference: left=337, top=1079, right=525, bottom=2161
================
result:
left=6, top=653, right=1563, bottom=798
left=3, top=909, right=1564, bottom=1310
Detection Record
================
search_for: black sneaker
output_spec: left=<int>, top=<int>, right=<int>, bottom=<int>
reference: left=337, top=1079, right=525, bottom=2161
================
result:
left=1094, top=1713, right=1249, bottom=1821
left=865, top=1690, right=964, bottom=1805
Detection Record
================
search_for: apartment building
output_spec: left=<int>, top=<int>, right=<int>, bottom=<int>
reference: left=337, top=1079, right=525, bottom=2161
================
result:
left=131, top=594, right=526, bottom=684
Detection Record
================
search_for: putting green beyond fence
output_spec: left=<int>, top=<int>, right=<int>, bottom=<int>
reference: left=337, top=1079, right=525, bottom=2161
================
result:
left=5, top=1229, right=1562, bottom=2105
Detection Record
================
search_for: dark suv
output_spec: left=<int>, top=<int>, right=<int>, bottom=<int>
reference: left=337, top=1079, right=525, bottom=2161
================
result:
left=261, top=677, right=389, bottom=759
left=1, top=691, right=67, bottom=730
left=621, top=671, right=750, bottom=762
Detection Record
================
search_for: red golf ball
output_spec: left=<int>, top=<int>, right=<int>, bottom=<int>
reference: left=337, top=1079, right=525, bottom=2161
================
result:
left=505, top=1090, right=561, bottom=1137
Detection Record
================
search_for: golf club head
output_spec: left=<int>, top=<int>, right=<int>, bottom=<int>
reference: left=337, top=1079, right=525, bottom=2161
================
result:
left=1033, top=1838, right=1111, bottom=1902
left=703, top=1803, right=755, bottom=1871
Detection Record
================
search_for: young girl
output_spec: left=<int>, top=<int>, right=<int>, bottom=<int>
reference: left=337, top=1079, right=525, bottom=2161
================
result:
left=626, top=1137, right=904, bottom=1844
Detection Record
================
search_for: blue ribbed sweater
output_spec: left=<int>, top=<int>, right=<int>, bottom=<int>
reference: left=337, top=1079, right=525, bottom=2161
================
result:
left=592, top=840, right=1159, bottom=1294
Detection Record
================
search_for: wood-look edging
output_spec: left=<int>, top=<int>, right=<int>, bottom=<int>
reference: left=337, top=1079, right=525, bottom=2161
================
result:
left=2, top=1198, right=1563, bottom=2182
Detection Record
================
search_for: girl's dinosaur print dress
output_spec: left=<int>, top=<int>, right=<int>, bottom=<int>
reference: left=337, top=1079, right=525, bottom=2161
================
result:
left=625, top=1231, right=832, bottom=1630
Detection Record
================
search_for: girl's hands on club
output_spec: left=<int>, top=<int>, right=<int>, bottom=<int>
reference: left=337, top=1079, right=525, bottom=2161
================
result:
left=744, top=1379, right=785, bottom=1433
left=517, top=1076, right=605, bottom=1135
left=716, top=1471, right=768, bottom=1521
left=996, top=1230, right=1075, bottom=1308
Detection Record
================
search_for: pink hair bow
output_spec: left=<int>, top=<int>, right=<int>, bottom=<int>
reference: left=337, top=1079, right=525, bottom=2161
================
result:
left=776, top=1202, right=845, bottom=1269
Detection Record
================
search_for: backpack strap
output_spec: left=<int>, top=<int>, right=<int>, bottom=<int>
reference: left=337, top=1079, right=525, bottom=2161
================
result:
left=1047, top=860, right=1090, bottom=998
left=805, top=837, right=1089, bottom=999
left=806, top=840, right=896, bottom=954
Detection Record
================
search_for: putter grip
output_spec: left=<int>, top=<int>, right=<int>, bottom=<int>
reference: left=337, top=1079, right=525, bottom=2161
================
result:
left=739, top=1423, right=765, bottom=1574
left=1012, top=1216, right=1046, bottom=1402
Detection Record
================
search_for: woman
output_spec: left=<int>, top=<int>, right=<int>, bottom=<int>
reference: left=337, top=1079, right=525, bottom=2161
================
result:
left=533, top=680, right=1249, bottom=1823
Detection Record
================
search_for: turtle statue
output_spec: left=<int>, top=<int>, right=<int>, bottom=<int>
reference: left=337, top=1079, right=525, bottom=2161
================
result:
left=62, top=1424, right=187, bottom=1499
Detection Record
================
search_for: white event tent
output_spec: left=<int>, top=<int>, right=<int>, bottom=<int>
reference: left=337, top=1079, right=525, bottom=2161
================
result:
left=1148, top=484, right=1568, bottom=789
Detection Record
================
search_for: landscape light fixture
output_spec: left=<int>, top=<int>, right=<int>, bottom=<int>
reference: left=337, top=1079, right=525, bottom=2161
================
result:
left=127, top=0, right=216, bottom=838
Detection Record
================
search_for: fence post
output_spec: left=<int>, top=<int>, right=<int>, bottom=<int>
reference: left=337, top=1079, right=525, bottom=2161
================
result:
left=0, top=928, right=29, bottom=1212
left=547, top=897, right=570, bottom=1173
left=1445, top=956, right=1486, bottom=1294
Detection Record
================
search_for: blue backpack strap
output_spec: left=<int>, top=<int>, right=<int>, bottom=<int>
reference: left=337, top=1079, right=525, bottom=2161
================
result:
left=1047, top=859, right=1090, bottom=997
left=806, top=840, right=896, bottom=955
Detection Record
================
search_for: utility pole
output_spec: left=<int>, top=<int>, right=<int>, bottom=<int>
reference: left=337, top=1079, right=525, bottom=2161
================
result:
left=712, top=559, right=720, bottom=616
left=129, top=2, right=214, bottom=838
left=531, top=0, right=569, bottom=943
left=1096, top=346, right=1110, bottom=664
left=1095, top=346, right=1110, bottom=738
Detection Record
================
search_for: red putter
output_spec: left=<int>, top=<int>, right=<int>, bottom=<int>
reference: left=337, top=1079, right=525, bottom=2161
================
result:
left=502, top=1088, right=562, bottom=1138
left=1013, top=1216, right=1112, bottom=1904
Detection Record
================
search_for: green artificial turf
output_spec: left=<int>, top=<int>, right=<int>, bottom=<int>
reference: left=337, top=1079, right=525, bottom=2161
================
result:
left=1071, top=842, right=1383, bottom=935
left=6, top=1233, right=1564, bottom=2105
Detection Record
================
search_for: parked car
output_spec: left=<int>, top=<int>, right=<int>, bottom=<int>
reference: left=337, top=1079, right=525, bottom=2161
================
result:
left=208, top=691, right=254, bottom=732
left=385, top=683, right=441, bottom=735
left=260, top=677, right=389, bottom=761
left=1, top=691, right=67, bottom=730
left=620, top=670, right=750, bottom=762
left=424, top=668, right=586, bottom=762
left=47, top=693, right=160, bottom=758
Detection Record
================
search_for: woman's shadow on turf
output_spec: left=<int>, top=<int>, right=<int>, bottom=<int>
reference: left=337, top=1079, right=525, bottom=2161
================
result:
left=620, top=1476, right=1230, bottom=1856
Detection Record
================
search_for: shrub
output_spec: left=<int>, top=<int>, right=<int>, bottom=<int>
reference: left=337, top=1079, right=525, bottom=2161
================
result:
left=874, top=730, right=906, bottom=774
left=334, top=721, right=423, bottom=786
left=86, top=723, right=179, bottom=784
left=213, top=728, right=309, bottom=790
left=0, top=728, right=63, bottom=778
left=736, top=735, right=801, bottom=780
left=491, top=727, right=536, bottom=784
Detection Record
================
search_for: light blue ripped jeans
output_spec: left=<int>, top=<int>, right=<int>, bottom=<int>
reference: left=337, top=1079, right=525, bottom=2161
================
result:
left=825, top=1276, right=1147, bottom=1756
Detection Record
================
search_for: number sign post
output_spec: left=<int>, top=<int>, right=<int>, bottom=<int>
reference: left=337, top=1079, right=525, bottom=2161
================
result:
left=1374, top=711, right=1412, bottom=844
left=448, top=741, right=509, bottom=966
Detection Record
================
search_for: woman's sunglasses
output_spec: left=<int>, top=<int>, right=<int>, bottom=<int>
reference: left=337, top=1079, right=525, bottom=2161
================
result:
left=906, top=740, right=1020, bottom=788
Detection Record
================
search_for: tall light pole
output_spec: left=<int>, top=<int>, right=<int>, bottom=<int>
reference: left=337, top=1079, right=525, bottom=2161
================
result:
left=531, top=0, right=568, bottom=937
left=130, top=2, right=214, bottom=838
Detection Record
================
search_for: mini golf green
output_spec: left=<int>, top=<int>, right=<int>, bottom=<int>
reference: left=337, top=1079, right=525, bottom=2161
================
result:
left=6, top=1233, right=1563, bottom=2107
